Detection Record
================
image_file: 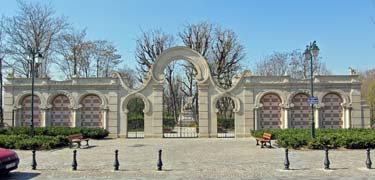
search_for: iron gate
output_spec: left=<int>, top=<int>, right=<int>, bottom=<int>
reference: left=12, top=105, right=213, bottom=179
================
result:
left=162, top=116, right=199, bottom=138
left=217, top=117, right=235, bottom=138
left=127, top=118, right=144, bottom=138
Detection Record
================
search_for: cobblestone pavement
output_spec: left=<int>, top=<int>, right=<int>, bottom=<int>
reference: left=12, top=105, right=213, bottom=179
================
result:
left=3, top=138, right=375, bottom=180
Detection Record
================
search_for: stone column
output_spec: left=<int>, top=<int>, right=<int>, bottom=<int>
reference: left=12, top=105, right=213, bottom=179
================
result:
left=235, top=111, right=246, bottom=138
left=40, top=107, right=48, bottom=127
left=343, top=104, right=352, bottom=128
left=282, top=106, right=289, bottom=129
left=198, top=83, right=209, bottom=138
left=315, top=105, right=321, bottom=128
left=150, top=83, right=163, bottom=138
left=350, top=89, right=364, bottom=128
left=210, top=109, right=218, bottom=138
left=119, top=110, right=128, bottom=138
left=14, top=106, right=22, bottom=127
left=253, top=104, right=263, bottom=130
left=71, top=106, right=81, bottom=127
left=101, top=107, right=109, bottom=129
left=243, top=86, right=253, bottom=137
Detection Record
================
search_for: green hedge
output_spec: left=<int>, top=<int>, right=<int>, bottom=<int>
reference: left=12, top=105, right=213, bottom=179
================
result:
left=0, top=135, right=69, bottom=150
left=217, top=117, right=234, bottom=130
left=251, top=129, right=375, bottom=149
left=0, top=127, right=109, bottom=139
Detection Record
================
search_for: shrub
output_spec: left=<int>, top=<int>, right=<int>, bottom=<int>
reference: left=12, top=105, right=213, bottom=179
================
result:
left=251, top=128, right=375, bottom=149
left=0, top=135, right=69, bottom=150
left=0, top=127, right=109, bottom=139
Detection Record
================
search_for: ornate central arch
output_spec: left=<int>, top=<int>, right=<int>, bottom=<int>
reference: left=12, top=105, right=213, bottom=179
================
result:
left=151, top=46, right=211, bottom=83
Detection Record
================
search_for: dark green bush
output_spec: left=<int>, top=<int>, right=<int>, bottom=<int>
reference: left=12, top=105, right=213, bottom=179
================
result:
left=217, top=117, right=234, bottom=130
left=0, top=127, right=109, bottom=139
left=251, top=128, right=375, bottom=149
left=0, top=135, right=69, bottom=150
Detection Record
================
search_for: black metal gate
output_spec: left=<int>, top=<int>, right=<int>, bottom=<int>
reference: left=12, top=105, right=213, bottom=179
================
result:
left=162, top=116, right=198, bottom=138
left=127, top=118, right=144, bottom=138
left=217, top=117, right=235, bottom=138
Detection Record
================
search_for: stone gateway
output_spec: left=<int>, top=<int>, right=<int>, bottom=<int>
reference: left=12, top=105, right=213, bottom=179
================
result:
left=3, top=47, right=371, bottom=138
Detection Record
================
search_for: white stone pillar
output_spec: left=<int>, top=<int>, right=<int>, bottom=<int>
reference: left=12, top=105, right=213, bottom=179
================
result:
left=198, top=83, right=209, bottom=138
left=71, top=108, right=77, bottom=127
left=119, top=110, right=128, bottom=138
left=283, top=107, right=289, bottom=129
left=210, top=109, right=218, bottom=138
left=235, top=111, right=246, bottom=138
left=14, top=107, right=22, bottom=127
left=344, top=106, right=352, bottom=128
left=315, top=106, right=320, bottom=128
left=151, top=84, right=163, bottom=138
left=40, top=108, right=48, bottom=127
left=253, top=104, right=262, bottom=130
left=102, top=108, right=109, bottom=129
left=72, top=106, right=81, bottom=127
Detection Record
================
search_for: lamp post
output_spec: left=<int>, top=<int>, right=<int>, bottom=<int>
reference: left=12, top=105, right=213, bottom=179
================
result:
left=28, top=47, right=42, bottom=137
left=303, top=41, right=320, bottom=139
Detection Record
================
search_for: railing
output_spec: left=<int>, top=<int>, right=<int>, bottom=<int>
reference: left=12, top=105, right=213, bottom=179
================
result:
left=127, top=131, right=144, bottom=138
left=163, top=132, right=199, bottom=138
left=217, top=132, right=235, bottom=138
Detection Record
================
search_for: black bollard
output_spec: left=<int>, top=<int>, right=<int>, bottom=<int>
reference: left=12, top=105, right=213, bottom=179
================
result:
left=114, top=149, right=120, bottom=171
left=324, top=148, right=330, bottom=169
left=366, top=148, right=372, bottom=169
left=31, top=149, right=37, bottom=170
left=284, top=148, right=290, bottom=170
left=72, top=150, right=77, bottom=171
left=157, top=149, right=163, bottom=171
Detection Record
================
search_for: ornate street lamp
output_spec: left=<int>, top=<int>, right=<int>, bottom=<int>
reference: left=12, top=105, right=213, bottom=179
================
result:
left=303, top=41, right=320, bottom=138
left=27, top=47, right=43, bottom=137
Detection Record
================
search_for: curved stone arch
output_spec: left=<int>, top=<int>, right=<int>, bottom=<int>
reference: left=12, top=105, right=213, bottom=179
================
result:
left=317, top=90, right=350, bottom=105
left=287, top=90, right=310, bottom=105
left=14, top=91, right=46, bottom=108
left=255, top=90, right=285, bottom=107
left=78, top=91, right=108, bottom=108
left=151, top=46, right=211, bottom=83
left=121, top=93, right=151, bottom=114
left=212, top=93, right=242, bottom=113
left=46, top=91, right=76, bottom=109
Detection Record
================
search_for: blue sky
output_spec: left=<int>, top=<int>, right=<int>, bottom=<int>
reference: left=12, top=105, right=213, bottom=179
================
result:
left=1, top=0, right=375, bottom=75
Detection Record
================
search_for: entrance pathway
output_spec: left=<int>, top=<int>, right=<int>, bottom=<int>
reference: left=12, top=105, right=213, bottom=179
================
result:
left=4, top=138, right=375, bottom=179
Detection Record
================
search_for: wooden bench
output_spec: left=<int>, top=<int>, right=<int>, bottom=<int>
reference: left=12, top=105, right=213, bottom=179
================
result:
left=255, top=133, right=272, bottom=148
left=67, top=134, right=89, bottom=148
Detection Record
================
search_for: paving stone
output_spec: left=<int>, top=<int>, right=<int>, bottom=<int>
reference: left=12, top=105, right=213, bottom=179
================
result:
left=3, top=138, right=375, bottom=179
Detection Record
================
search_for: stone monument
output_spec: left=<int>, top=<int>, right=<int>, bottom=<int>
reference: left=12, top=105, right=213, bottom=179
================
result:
left=179, top=96, right=196, bottom=126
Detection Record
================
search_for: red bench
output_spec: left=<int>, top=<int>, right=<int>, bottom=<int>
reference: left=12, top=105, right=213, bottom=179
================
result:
left=255, top=133, right=272, bottom=148
left=67, top=134, right=89, bottom=148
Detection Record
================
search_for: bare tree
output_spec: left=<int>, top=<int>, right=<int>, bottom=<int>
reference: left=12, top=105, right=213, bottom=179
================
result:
left=135, top=29, right=181, bottom=122
left=360, top=69, right=375, bottom=126
left=55, top=28, right=91, bottom=78
left=179, top=21, right=213, bottom=121
left=255, top=50, right=331, bottom=79
left=0, top=16, right=7, bottom=63
left=255, top=52, right=289, bottom=76
left=135, top=29, right=175, bottom=82
left=117, top=65, right=139, bottom=89
left=3, top=1, right=69, bottom=77
left=211, top=27, right=245, bottom=89
left=93, top=40, right=122, bottom=77
left=179, top=21, right=212, bottom=59
left=288, top=50, right=330, bottom=79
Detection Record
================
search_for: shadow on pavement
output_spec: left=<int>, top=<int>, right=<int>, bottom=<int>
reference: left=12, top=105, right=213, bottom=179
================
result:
left=2, top=172, right=40, bottom=180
